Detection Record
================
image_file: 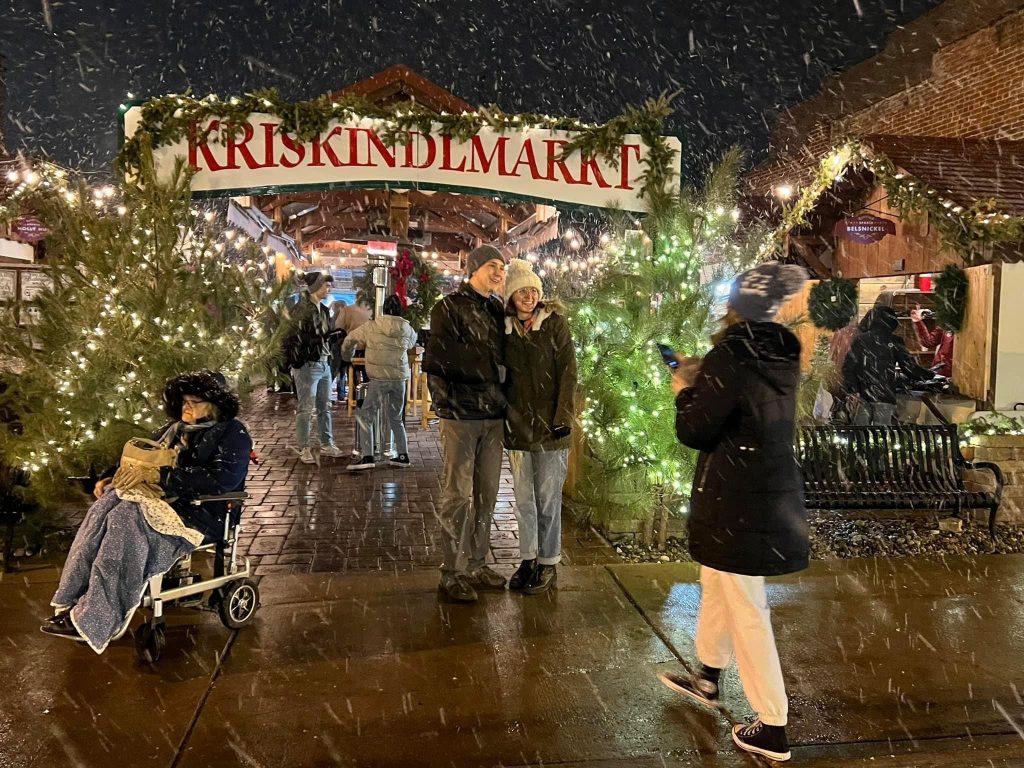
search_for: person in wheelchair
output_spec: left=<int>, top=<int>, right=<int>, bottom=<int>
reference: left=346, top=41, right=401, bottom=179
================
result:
left=41, top=370, right=252, bottom=653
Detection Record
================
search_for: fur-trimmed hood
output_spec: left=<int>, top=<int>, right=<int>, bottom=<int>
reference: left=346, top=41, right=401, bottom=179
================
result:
left=162, top=370, right=241, bottom=421
left=504, top=299, right=568, bottom=335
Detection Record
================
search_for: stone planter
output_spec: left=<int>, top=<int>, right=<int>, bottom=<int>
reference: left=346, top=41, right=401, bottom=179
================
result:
left=962, top=435, right=1024, bottom=525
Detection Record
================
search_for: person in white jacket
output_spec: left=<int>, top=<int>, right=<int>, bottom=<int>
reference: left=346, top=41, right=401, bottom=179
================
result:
left=341, top=295, right=418, bottom=470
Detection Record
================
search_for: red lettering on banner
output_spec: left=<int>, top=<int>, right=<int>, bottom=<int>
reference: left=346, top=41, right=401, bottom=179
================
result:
left=543, top=140, right=582, bottom=185
left=261, top=123, right=277, bottom=168
left=617, top=144, right=641, bottom=190
left=504, top=140, right=541, bottom=178
left=403, top=132, right=437, bottom=169
left=311, top=126, right=345, bottom=167
left=188, top=121, right=238, bottom=171
left=349, top=128, right=396, bottom=168
left=279, top=132, right=305, bottom=167
left=439, top=135, right=467, bottom=172
left=580, top=155, right=612, bottom=188
left=225, top=123, right=265, bottom=169
left=468, top=136, right=509, bottom=174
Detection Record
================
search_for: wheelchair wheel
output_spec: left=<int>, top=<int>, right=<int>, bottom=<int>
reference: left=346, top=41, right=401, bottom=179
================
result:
left=218, top=579, right=260, bottom=629
left=135, top=622, right=166, bottom=663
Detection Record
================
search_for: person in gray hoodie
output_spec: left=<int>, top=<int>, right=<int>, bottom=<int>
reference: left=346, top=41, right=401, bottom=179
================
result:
left=341, top=295, right=418, bottom=470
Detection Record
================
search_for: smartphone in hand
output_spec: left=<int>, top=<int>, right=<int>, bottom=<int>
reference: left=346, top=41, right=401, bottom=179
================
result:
left=657, top=343, right=680, bottom=369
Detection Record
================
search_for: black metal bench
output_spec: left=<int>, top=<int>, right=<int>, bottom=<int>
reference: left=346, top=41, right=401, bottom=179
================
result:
left=797, top=425, right=1005, bottom=536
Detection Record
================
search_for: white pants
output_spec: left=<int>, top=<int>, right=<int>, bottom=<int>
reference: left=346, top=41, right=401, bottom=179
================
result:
left=695, top=565, right=788, bottom=726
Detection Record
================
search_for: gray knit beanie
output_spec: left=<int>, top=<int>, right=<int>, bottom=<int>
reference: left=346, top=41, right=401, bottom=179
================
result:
left=727, top=263, right=808, bottom=322
left=465, top=244, right=508, bottom=277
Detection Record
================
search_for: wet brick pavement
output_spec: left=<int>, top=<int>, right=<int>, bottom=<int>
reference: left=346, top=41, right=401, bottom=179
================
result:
left=239, top=389, right=618, bottom=575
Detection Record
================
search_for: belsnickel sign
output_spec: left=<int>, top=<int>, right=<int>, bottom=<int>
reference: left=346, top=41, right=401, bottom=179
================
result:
left=122, top=109, right=681, bottom=212
left=834, top=214, right=897, bottom=244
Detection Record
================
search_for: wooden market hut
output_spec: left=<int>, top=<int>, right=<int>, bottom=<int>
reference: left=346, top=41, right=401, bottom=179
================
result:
left=744, top=135, right=1024, bottom=411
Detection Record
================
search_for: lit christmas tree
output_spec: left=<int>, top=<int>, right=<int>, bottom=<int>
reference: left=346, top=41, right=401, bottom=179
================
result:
left=568, top=149, right=764, bottom=535
left=0, top=146, right=284, bottom=504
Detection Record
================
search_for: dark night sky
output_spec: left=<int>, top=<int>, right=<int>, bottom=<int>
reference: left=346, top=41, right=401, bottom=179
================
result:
left=2, top=0, right=942, bottom=180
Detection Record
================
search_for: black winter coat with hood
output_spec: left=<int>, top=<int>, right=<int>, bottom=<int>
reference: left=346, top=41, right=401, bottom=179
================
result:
left=675, top=321, right=808, bottom=577
left=843, top=306, right=933, bottom=404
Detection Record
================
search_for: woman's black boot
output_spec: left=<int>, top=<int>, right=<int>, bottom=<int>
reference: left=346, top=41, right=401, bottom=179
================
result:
left=524, top=564, right=557, bottom=595
left=509, top=559, right=537, bottom=591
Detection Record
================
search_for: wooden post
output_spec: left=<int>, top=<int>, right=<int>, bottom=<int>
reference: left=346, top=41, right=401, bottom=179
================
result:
left=656, top=496, right=670, bottom=551
left=642, top=516, right=655, bottom=546
left=389, top=191, right=410, bottom=241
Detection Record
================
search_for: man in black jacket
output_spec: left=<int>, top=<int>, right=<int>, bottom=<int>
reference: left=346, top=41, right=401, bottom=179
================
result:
left=423, top=244, right=509, bottom=602
left=284, top=272, right=344, bottom=464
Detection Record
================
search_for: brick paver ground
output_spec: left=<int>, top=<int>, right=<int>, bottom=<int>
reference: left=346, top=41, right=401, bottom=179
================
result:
left=239, top=389, right=618, bottom=575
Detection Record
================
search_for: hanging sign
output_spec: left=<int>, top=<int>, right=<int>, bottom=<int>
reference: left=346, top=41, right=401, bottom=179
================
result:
left=834, top=214, right=896, bottom=244
left=11, top=216, right=49, bottom=243
left=0, top=270, right=15, bottom=301
left=122, top=108, right=682, bottom=212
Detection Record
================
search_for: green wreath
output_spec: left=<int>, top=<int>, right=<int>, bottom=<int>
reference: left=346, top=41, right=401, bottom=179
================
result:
left=933, top=264, right=968, bottom=332
left=808, top=277, right=858, bottom=330
left=354, top=248, right=440, bottom=330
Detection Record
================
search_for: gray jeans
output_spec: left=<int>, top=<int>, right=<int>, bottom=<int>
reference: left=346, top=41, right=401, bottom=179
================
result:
left=852, top=401, right=896, bottom=426
left=509, top=448, right=568, bottom=565
left=356, top=378, right=409, bottom=457
left=436, top=418, right=504, bottom=578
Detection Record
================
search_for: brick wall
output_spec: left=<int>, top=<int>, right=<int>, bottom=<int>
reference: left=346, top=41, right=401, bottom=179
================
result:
left=843, top=10, right=1024, bottom=140
left=770, top=1, right=1024, bottom=155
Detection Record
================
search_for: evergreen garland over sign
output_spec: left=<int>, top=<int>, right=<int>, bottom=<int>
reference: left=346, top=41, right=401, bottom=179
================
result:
left=933, top=264, right=969, bottom=332
left=118, top=89, right=679, bottom=202
left=808, top=276, right=858, bottom=330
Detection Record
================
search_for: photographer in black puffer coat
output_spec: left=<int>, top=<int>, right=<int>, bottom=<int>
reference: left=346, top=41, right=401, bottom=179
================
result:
left=658, top=263, right=808, bottom=764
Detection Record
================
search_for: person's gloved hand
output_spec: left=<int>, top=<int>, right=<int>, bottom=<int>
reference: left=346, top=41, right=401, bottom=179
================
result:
left=117, top=465, right=161, bottom=491
left=552, top=425, right=572, bottom=439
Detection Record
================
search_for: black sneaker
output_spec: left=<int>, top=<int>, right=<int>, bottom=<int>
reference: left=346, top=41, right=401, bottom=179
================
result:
left=508, top=559, right=536, bottom=591
left=658, top=671, right=720, bottom=708
left=438, top=575, right=478, bottom=603
left=732, top=719, right=791, bottom=762
left=389, top=453, right=411, bottom=467
left=523, top=564, right=557, bottom=594
left=348, top=455, right=376, bottom=471
left=40, top=613, right=86, bottom=642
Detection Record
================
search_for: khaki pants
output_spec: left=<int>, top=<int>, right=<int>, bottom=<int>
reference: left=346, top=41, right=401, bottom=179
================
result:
left=695, top=565, right=788, bottom=726
left=436, top=418, right=504, bottom=579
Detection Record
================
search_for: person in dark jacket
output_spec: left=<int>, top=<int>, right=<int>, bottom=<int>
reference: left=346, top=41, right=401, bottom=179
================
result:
left=42, top=371, right=252, bottom=653
left=502, top=260, right=577, bottom=595
left=658, top=263, right=808, bottom=764
left=842, top=305, right=934, bottom=425
left=284, top=271, right=344, bottom=464
left=422, top=244, right=509, bottom=602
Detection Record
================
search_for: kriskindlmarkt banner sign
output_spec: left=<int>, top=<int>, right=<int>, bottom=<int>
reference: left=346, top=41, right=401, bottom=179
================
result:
left=122, top=108, right=681, bottom=212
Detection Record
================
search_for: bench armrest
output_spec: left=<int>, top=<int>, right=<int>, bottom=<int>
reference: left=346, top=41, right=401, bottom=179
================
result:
left=965, top=460, right=1005, bottom=502
left=188, top=492, right=249, bottom=506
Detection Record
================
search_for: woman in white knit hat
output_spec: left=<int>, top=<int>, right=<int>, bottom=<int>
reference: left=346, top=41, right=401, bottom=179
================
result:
left=502, top=259, right=578, bottom=595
